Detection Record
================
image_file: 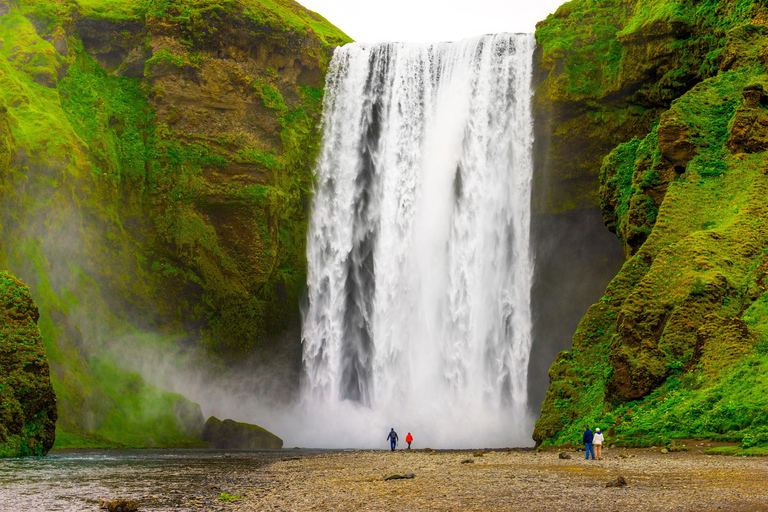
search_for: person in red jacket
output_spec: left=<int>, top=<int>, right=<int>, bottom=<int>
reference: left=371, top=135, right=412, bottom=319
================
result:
left=405, top=432, right=413, bottom=450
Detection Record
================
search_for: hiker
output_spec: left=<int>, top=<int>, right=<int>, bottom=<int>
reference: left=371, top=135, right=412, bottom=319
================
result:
left=583, top=425, right=595, bottom=460
left=593, top=427, right=604, bottom=460
left=405, top=432, right=413, bottom=450
left=387, top=428, right=398, bottom=451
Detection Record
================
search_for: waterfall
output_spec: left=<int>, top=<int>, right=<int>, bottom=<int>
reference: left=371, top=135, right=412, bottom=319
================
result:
left=300, top=33, right=536, bottom=448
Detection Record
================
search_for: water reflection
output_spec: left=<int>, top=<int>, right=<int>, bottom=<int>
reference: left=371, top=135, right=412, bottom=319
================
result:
left=0, top=449, right=297, bottom=511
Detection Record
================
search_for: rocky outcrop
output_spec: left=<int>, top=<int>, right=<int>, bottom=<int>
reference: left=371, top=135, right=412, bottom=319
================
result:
left=0, top=271, right=57, bottom=457
left=532, top=0, right=716, bottom=216
left=201, top=416, right=283, bottom=449
left=528, top=0, right=728, bottom=411
left=727, top=84, right=768, bottom=154
left=535, top=0, right=768, bottom=448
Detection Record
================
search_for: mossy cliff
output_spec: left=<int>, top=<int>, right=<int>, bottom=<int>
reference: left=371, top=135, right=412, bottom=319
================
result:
left=0, top=271, right=57, bottom=457
left=534, top=0, right=768, bottom=451
left=0, top=0, right=349, bottom=449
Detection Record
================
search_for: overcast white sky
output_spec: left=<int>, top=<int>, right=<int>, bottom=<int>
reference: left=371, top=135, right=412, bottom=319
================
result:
left=296, top=0, right=569, bottom=43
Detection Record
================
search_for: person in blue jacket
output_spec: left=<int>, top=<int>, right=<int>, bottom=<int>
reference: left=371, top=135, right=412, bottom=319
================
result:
left=583, top=426, right=595, bottom=460
left=386, top=428, right=398, bottom=451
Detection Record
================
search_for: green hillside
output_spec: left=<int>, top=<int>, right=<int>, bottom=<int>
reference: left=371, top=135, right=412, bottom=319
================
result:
left=0, top=0, right=350, bottom=449
left=534, top=0, right=768, bottom=455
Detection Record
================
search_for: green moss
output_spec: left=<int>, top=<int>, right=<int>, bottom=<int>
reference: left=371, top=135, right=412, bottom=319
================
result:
left=1, top=0, right=339, bottom=448
left=533, top=0, right=760, bottom=213
left=145, top=48, right=186, bottom=70
left=537, top=67, right=768, bottom=446
left=0, top=271, right=57, bottom=458
left=704, top=445, right=742, bottom=455
left=51, top=428, right=122, bottom=450
left=217, top=492, right=243, bottom=502
left=19, top=0, right=351, bottom=47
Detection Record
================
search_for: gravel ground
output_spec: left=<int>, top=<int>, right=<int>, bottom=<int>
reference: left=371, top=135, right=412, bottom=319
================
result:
left=224, top=446, right=768, bottom=511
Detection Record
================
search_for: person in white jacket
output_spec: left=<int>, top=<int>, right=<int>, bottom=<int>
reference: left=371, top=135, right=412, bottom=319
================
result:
left=593, top=428, right=605, bottom=460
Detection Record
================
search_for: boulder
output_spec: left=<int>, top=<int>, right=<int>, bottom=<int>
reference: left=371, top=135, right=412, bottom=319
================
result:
left=106, top=500, right=139, bottom=512
left=606, top=476, right=628, bottom=488
left=0, top=272, right=57, bottom=457
left=201, top=416, right=282, bottom=449
left=558, top=452, right=572, bottom=460
left=384, top=473, right=415, bottom=481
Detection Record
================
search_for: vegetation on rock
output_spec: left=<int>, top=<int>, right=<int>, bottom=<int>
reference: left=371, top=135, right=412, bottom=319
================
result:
left=0, top=271, right=57, bottom=457
left=201, top=415, right=282, bottom=449
left=532, top=0, right=755, bottom=214
left=535, top=0, right=768, bottom=452
left=0, top=0, right=349, bottom=449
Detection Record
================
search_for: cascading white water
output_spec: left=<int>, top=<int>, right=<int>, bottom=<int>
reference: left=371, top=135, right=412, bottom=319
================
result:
left=300, top=33, right=536, bottom=448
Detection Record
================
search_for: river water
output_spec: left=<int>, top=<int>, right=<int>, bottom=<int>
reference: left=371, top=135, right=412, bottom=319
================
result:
left=0, top=449, right=307, bottom=511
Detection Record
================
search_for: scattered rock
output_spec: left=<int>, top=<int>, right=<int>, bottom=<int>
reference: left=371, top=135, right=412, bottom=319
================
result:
left=106, top=499, right=139, bottom=512
left=660, top=448, right=669, bottom=454
left=606, top=476, right=628, bottom=488
left=282, top=457, right=301, bottom=461
left=558, top=452, right=572, bottom=460
left=99, top=498, right=110, bottom=509
left=384, top=473, right=415, bottom=481
left=423, top=447, right=433, bottom=452
left=473, top=450, right=485, bottom=457
left=461, top=459, right=474, bottom=464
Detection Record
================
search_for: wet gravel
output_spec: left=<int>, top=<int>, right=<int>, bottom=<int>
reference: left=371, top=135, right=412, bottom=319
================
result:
left=2, top=446, right=768, bottom=511
left=232, top=447, right=768, bottom=511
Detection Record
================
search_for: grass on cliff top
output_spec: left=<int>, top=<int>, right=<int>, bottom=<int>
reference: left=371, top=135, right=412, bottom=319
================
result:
left=20, top=0, right=351, bottom=46
left=536, top=0, right=626, bottom=99
left=536, top=0, right=757, bottom=100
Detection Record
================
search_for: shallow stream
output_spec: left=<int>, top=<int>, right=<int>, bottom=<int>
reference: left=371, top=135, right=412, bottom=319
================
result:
left=0, top=449, right=307, bottom=511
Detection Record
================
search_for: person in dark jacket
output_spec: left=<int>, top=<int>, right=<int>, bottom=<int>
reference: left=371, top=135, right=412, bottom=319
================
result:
left=583, top=426, right=595, bottom=460
left=387, top=428, right=398, bottom=451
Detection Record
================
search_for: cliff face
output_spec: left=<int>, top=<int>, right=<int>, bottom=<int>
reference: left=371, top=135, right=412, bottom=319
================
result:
left=532, top=0, right=728, bottom=215
left=0, top=0, right=349, bottom=447
left=0, top=271, right=57, bottom=457
left=535, top=0, right=768, bottom=452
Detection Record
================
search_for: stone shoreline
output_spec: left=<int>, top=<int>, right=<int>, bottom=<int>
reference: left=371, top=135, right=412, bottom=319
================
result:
left=221, top=447, right=768, bottom=511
